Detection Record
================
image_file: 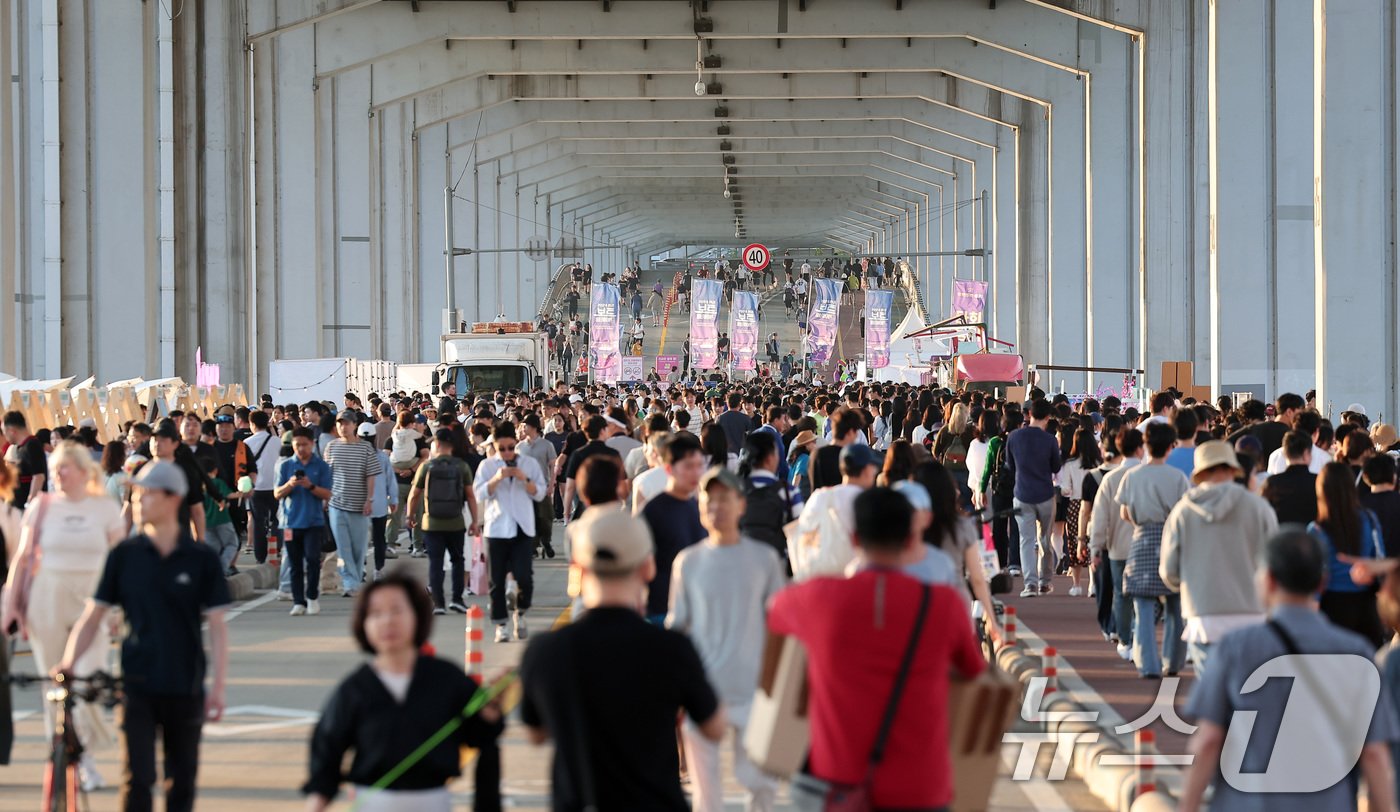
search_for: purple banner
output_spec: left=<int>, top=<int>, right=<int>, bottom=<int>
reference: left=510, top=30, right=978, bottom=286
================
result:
left=730, top=291, right=759, bottom=371
left=864, top=289, right=895, bottom=369
left=689, top=278, right=723, bottom=370
left=807, top=278, right=842, bottom=365
left=590, top=283, right=622, bottom=384
left=952, top=278, right=988, bottom=322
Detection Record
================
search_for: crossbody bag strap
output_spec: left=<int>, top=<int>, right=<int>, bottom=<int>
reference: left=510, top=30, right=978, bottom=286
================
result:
left=868, top=582, right=933, bottom=768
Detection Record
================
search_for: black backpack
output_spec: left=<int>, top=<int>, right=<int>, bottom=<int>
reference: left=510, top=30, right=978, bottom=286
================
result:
left=989, top=440, right=1015, bottom=498
left=425, top=458, right=466, bottom=519
left=739, top=478, right=790, bottom=558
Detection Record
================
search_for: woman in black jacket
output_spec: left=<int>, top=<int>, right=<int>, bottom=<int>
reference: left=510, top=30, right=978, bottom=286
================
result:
left=305, top=573, right=504, bottom=811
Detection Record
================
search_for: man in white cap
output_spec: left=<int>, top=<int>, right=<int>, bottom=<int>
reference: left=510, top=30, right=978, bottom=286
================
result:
left=1160, top=440, right=1278, bottom=680
left=57, top=460, right=231, bottom=812
left=519, top=509, right=725, bottom=810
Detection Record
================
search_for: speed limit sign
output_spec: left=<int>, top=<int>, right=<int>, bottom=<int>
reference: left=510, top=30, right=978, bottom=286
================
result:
left=742, top=243, right=770, bottom=271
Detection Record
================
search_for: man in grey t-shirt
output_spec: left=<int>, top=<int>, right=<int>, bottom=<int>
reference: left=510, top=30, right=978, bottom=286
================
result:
left=667, top=466, right=784, bottom=812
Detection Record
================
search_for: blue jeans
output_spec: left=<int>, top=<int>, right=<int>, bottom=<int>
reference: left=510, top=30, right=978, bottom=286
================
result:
left=1013, top=497, right=1057, bottom=589
left=1188, top=640, right=1212, bottom=682
left=329, top=507, right=370, bottom=593
left=1111, top=558, right=1133, bottom=648
left=1132, top=594, right=1184, bottom=677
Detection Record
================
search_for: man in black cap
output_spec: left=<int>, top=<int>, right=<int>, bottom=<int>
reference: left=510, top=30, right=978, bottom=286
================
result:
left=150, top=419, right=207, bottom=542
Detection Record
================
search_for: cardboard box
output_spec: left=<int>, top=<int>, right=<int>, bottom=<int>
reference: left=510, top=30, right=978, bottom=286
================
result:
left=1190, top=385, right=1213, bottom=404
left=744, top=634, right=809, bottom=778
left=1159, top=360, right=1195, bottom=393
left=949, top=671, right=1020, bottom=812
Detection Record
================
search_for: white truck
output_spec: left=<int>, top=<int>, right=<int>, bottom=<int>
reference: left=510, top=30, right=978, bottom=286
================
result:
left=432, top=324, right=551, bottom=395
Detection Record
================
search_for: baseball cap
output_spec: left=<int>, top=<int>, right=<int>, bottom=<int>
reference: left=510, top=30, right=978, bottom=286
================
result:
left=413, top=413, right=429, bottom=425
left=336, top=409, right=358, bottom=422
left=700, top=465, right=745, bottom=494
left=1345, top=403, right=1368, bottom=417
left=356, top=421, right=376, bottom=438
left=133, top=460, right=189, bottom=497
left=839, top=443, right=881, bottom=473
left=891, top=480, right=932, bottom=512
left=572, top=510, right=655, bottom=576
left=569, top=394, right=584, bottom=404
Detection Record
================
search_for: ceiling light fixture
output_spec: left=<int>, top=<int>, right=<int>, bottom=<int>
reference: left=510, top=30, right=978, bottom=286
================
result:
left=694, top=39, right=707, bottom=96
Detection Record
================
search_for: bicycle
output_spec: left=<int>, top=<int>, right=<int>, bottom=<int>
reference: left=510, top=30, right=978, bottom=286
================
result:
left=8, top=671, right=122, bottom=812
left=970, top=505, right=1022, bottom=663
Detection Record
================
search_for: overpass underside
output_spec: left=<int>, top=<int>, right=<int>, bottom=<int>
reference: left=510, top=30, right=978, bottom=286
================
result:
left=0, top=0, right=1395, bottom=415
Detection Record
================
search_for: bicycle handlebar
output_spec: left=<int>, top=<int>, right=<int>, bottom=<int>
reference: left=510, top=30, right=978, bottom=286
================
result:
left=8, top=671, right=123, bottom=705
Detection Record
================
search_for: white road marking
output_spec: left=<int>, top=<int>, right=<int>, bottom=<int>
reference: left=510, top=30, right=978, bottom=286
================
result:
left=222, top=590, right=280, bottom=623
left=1001, top=748, right=1075, bottom=812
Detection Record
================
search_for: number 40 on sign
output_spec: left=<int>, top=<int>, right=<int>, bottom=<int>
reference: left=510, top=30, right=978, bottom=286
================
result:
left=742, top=243, right=770, bottom=271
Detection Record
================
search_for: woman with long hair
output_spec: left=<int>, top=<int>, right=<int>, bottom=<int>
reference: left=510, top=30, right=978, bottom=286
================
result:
left=913, top=461, right=1002, bottom=644
left=967, top=410, right=999, bottom=511
left=701, top=423, right=736, bottom=471
left=1309, top=461, right=1387, bottom=648
left=100, top=440, right=129, bottom=504
left=932, top=401, right=976, bottom=512
left=877, top=439, right=918, bottom=487
left=0, top=441, right=125, bottom=789
left=305, top=573, right=503, bottom=811
left=911, top=404, right=939, bottom=447
left=787, top=429, right=818, bottom=503
left=1057, top=427, right=1104, bottom=596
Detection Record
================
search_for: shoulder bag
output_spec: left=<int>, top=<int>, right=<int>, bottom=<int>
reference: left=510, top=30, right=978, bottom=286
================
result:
left=790, top=582, right=933, bottom=812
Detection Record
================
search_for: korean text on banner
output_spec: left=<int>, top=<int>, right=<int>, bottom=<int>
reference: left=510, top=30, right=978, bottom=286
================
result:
left=952, top=278, right=988, bottom=322
left=730, top=291, right=759, bottom=371
left=690, top=278, right=724, bottom=370
left=807, top=278, right=842, bottom=365
left=655, top=355, right=680, bottom=377
left=620, top=356, right=645, bottom=382
left=864, top=289, right=895, bottom=369
left=590, top=283, right=623, bottom=384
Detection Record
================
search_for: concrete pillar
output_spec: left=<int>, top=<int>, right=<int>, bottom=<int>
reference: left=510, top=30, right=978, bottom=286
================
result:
left=1209, top=0, right=1271, bottom=402
left=992, top=129, right=1018, bottom=343
left=0, top=0, right=16, bottom=375
left=1314, top=0, right=1395, bottom=417
left=1271, top=7, right=1317, bottom=398
left=1018, top=98, right=1050, bottom=372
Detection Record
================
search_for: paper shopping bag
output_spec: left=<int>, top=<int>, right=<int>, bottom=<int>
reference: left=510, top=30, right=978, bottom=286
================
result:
left=744, top=633, right=809, bottom=778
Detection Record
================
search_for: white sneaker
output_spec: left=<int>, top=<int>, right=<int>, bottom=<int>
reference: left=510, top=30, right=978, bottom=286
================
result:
left=276, top=591, right=293, bottom=602
left=79, top=755, right=105, bottom=792
left=1020, top=586, right=1039, bottom=598
left=494, top=624, right=510, bottom=643
left=1117, top=643, right=1132, bottom=661
left=306, top=599, right=320, bottom=616
left=1068, top=586, right=1083, bottom=597
left=290, top=604, right=307, bottom=616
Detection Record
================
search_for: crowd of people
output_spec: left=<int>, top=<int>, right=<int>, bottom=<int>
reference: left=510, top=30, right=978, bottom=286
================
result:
left=5, top=372, right=1400, bottom=809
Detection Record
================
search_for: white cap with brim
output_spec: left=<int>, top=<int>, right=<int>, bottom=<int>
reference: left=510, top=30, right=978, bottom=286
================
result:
left=572, top=510, right=654, bottom=576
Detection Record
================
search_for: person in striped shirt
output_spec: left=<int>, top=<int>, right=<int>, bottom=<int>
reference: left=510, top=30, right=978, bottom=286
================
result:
left=324, top=410, right=379, bottom=597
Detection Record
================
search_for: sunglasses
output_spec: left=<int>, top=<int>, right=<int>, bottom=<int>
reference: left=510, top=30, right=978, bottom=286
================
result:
left=497, top=443, right=517, bottom=452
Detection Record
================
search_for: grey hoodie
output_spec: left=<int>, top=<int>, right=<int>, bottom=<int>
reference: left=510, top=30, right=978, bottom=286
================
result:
left=1160, top=480, right=1279, bottom=619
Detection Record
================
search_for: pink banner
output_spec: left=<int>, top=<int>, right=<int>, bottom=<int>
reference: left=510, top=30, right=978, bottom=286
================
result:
left=952, top=278, right=988, bottom=322
left=590, top=283, right=622, bottom=384
left=689, top=278, right=723, bottom=370
left=807, top=278, right=842, bottom=365
left=863, top=289, right=894, bottom=369
left=730, top=291, right=759, bottom=370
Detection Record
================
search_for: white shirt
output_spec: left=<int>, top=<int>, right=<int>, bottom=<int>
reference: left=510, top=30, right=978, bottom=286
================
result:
left=246, top=430, right=281, bottom=492
left=631, top=466, right=669, bottom=512
left=23, top=494, right=123, bottom=573
left=1266, top=444, right=1332, bottom=475
left=472, top=454, right=547, bottom=538
left=791, top=483, right=863, bottom=580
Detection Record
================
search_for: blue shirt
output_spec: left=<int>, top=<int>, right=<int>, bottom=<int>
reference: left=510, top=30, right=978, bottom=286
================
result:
left=1006, top=426, right=1062, bottom=504
left=277, top=454, right=333, bottom=529
left=1165, top=446, right=1195, bottom=480
left=1308, top=510, right=1386, bottom=594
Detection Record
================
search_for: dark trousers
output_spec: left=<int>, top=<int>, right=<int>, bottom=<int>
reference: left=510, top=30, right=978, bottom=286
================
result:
left=249, top=491, right=278, bottom=563
left=285, top=527, right=325, bottom=605
left=990, top=493, right=1016, bottom=569
left=425, top=530, right=466, bottom=608
left=120, top=692, right=204, bottom=812
left=0, top=634, right=12, bottom=764
left=488, top=531, right=535, bottom=622
left=473, top=741, right=502, bottom=812
left=1093, top=554, right=1116, bottom=637
left=370, top=515, right=388, bottom=571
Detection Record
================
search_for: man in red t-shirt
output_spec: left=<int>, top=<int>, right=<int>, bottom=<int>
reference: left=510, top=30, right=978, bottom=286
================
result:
left=768, top=487, right=985, bottom=810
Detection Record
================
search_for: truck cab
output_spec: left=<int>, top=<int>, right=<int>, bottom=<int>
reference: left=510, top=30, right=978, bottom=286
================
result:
left=432, top=324, right=549, bottom=395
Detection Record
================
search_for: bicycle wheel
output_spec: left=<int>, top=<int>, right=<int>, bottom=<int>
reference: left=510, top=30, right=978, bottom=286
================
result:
left=41, top=741, right=68, bottom=812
